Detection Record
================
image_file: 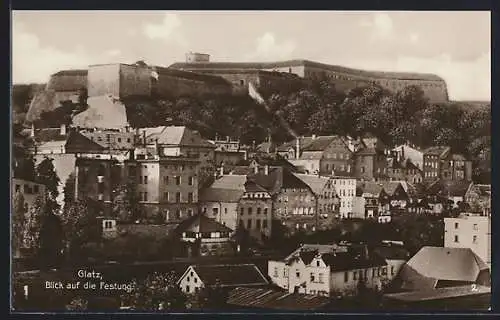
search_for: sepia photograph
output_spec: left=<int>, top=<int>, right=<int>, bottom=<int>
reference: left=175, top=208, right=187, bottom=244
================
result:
left=10, top=10, right=491, bottom=312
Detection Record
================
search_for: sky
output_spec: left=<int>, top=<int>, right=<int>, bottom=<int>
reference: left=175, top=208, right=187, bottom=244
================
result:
left=12, top=11, right=490, bottom=101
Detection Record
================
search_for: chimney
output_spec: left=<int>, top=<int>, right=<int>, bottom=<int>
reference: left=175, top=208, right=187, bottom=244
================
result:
left=296, top=138, right=300, bottom=160
left=264, top=165, right=269, bottom=175
left=30, top=123, right=35, bottom=138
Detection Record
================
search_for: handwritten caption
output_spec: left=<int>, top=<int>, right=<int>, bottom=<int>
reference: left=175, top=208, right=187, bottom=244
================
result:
left=45, top=269, right=134, bottom=293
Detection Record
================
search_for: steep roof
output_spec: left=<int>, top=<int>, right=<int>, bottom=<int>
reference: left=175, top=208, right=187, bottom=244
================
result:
left=210, top=175, right=247, bottom=190
left=322, top=251, right=388, bottom=272
left=174, top=214, right=233, bottom=235
left=302, top=136, right=338, bottom=151
left=427, top=180, right=472, bottom=197
left=423, top=146, right=451, bottom=158
left=294, top=174, right=330, bottom=195
left=244, top=180, right=269, bottom=193
left=228, top=287, right=331, bottom=310
left=379, top=181, right=403, bottom=196
left=169, top=59, right=444, bottom=81
left=357, top=181, right=384, bottom=197
left=139, top=126, right=215, bottom=148
left=190, top=264, right=269, bottom=287
left=399, top=246, right=490, bottom=291
left=247, top=166, right=311, bottom=195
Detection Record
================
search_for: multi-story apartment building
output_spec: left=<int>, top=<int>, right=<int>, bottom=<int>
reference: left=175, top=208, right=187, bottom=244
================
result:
left=444, top=213, right=491, bottom=268
left=423, top=146, right=450, bottom=183
left=331, top=176, right=357, bottom=218
left=441, top=153, right=473, bottom=182
left=124, top=148, right=200, bottom=223
left=237, top=178, right=273, bottom=241
left=277, top=135, right=359, bottom=177
left=268, top=244, right=404, bottom=297
left=294, top=174, right=339, bottom=229
left=200, top=174, right=247, bottom=231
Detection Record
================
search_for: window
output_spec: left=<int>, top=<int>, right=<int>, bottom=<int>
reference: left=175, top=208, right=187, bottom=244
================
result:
left=257, top=208, right=261, bottom=215
left=164, top=176, right=169, bottom=184
left=224, top=208, right=228, bottom=214
left=319, top=273, right=324, bottom=283
left=188, top=176, right=194, bottom=186
left=176, top=176, right=181, bottom=185
left=310, top=273, right=315, bottom=282
left=33, top=185, right=39, bottom=193
left=263, top=220, right=268, bottom=229
left=186, top=285, right=190, bottom=293
left=454, top=235, right=459, bottom=243
left=256, top=219, right=261, bottom=229
left=264, top=208, right=268, bottom=215
left=212, top=207, right=219, bottom=215
left=240, top=208, right=244, bottom=216
left=247, top=219, right=252, bottom=229
left=353, top=271, right=358, bottom=280
left=188, top=209, right=193, bottom=217
left=473, top=224, right=478, bottom=230
left=248, top=207, right=253, bottom=215
left=274, top=267, right=278, bottom=277
left=317, top=261, right=320, bottom=267
left=361, top=167, right=365, bottom=173
left=240, top=79, right=245, bottom=85
left=344, top=272, right=349, bottom=282
left=473, top=235, right=478, bottom=244
left=15, top=184, right=20, bottom=192
left=194, top=277, right=197, bottom=283
left=188, top=192, right=193, bottom=203
left=176, top=192, right=181, bottom=203
left=455, top=222, right=459, bottom=229
left=296, top=271, right=300, bottom=278
left=187, top=277, right=190, bottom=282
left=117, top=138, right=122, bottom=143
left=164, top=192, right=169, bottom=201
left=176, top=209, right=181, bottom=219
left=143, top=176, right=148, bottom=184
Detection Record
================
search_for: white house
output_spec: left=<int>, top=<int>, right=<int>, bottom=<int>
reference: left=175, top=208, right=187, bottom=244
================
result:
left=331, top=176, right=356, bottom=218
left=268, top=243, right=402, bottom=297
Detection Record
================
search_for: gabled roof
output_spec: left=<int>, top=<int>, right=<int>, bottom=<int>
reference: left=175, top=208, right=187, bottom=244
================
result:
left=356, top=147, right=377, bottom=156
left=423, top=146, right=451, bottom=158
left=228, top=287, right=331, bottom=310
left=298, top=151, right=324, bottom=160
left=302, top=136, right=338, bottom=152
left=210, top=175, right=247, bottom=190
left=427, top=180, right=472, bottom=197
left=379, top=181, right=404, bottom=196
left=247, top=166, right=311, bottom=195
left=189, top=264, right=269, bottom=287
left=244, top=180, right=269, bottom=193
left=357, top=181, right=384, bottom=197
left=138, top=126, right=215, bottom=148
left=294, top=174, right=331, bottom=195
left=174, top=214, right=233, bottom=235
left=321, top=251, right=388, bottom=272
left=399, top=246, right=490, bottom=291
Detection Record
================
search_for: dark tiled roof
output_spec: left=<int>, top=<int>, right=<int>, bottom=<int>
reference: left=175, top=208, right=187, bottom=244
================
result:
left=299, top=250, right=319, bottom=265
left=321, top=251, right=388, bottom=272
left=302, top=136, right=338, bottom=152
left=244, top=180, right=269, bottom=193
left=247, top=167, right=310, bottom=195
left=174, top=214, right=233, bottom=235
left=192, top=264, right=269, bottom=287
left=169, top=59, right=444, bottom=81
left=199, top=188, right=244, bottom=203
left=358, top=181, right=384, bottom=197
left=427, top=180, right=472, bottom=197
left=228, top=287, right=331, bottom=310
left=374, top=245, right=410, bottom=261
left=423, top=146, right=451, bottom=157
left=356, top=147, right=377, bottom=155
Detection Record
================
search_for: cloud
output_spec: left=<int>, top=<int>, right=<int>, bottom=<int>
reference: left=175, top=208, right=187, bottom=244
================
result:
left=105, top=49, right=121, bottom=57
left=361, top=12, right=394, bottom=41
left=12, top=21, right=94, bottom=84
left=142, top=13, right=186, bottom=45
left=246, top=32, right=296, bottom=61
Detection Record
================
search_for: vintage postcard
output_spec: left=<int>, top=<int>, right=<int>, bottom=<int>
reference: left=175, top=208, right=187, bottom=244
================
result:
left=11, top=10, right=491, bottom=312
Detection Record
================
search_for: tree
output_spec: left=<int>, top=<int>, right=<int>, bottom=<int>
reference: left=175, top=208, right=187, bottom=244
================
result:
left=112, top=182, right=140, bottom=222
left=12, top=191, right=27, bottom=257
left=36, top=158, right=60, bottom=210
left=38, top=212, right=64, bottom=268
left=120, top=271, right=187, bottom=311
left=195, top=280, right=228, bottom=310
left=22, top=197, right=45, bottom=255
left=63, top=172, right=76, bottom=205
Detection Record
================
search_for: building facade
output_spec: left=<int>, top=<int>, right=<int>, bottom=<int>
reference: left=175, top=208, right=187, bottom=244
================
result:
left=444, top=213, right=491, bottom=268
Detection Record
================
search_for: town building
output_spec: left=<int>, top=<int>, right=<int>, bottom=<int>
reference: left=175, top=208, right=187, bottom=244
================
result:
left=277, top=135, right=358, bottom=177
left=441, top=153, right=473, bottom=182
left=268, top=243, right=403, bottom=297
left=331, top=176, right=357, bottom=218
left=444, top=213, right=491, bottom=268
left=354, top=181, right=386, bottom=219
left=353, top=134, right=387, bottom=181
left=237, top=177, right=273, bottom=241
left=464, top=184, right=491, bottom=215
left=200, top=174, right=247, bottom=231
left=210, top=136, right=247, bottom=166
left=392, top=144, right=424, bottom=171
left=423, top=146, right=451, bottom=183
left=173, top=214, right=234, bottom=257
left=12, top=178, right=47, bottom=213
left=294, top=174, right=339, bottom=229
left=427, top=180, right=473, bottom=209
left=177, top=263, right=269, bottom=294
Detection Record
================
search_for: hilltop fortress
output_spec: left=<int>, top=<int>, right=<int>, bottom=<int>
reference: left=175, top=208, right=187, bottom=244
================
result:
left=26, top=52, right=449, bottom=125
